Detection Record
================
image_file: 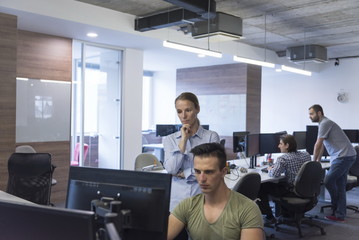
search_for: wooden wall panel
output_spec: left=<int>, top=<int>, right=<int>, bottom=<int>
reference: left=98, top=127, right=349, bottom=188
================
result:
left=246, top=65, right=262, bottom=134
left=177, top=63, right=247, bottom=95
left=176, top=63, right=261, bottom=160
left=0, top=13, right=17, bottom=190
left=17, top=30, right=72, bottom=81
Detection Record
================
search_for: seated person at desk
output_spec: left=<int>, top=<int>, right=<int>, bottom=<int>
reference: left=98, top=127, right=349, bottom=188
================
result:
left=257, top=134, right=311, bottom=224
left=163, top=92, right=219, bottom=211
left=167, top=143, right=264, bottom=240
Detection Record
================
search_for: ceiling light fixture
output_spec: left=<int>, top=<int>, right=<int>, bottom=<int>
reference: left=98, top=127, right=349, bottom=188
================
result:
left=281, top=65, right=312, bottom=76
left=233, top=13, right=275, bottom=68
left=233, top=56, right=275, bottom=68
left=163, top=40, right=222, bottom=58
left=87, top=32, right=98, bottom=38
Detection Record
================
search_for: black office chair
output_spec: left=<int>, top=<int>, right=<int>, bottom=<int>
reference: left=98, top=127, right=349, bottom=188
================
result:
left=233, top=172, right=261, bottom=201
left=6, top=153, right=54, bottom=205
left=220, top=138, right=226, bottom=147
left=233, top=172, right=275, bottom=239
left=321, top=145, right=359, bottom=214
left=274, top=161, right=325, bottom=238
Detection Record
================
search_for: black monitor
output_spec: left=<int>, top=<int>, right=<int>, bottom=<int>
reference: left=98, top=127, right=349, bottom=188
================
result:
left=156, top=124, right=178, bottom=137
left=306, top=125, right=329, bottom=156
left=343, top=129, right=359, bottom=143
left=66, top=166, right=172, bottom=240
left=0, top=200, right=96, bottom=240
left=233, top=131, right=249, bottom=153
left=293, top=131, right=306, bottom=150
left=259, top=133, right=282, bottom=155
left=245, top=134, right=260, bottom=158
left=156, top=124, right=209, bottom=136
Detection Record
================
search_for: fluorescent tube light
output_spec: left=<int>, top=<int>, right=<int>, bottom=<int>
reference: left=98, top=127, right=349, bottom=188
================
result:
left=233, top=56, right=275, bottom=68
left=40, top=79, right=71, bottom=84
left=16, top=77, right=29, bottom=81
left=87, top=32, right=98, bottom=38
left=163, top=40, right=222, bottom=58
left=281, top=65, right=312, bottom=76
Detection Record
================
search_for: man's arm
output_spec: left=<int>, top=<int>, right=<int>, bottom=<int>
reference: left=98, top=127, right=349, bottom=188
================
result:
left=313, top=138, right=325, bottom=162
left=240, top=228, right=265, bottom=240
left=167, top=214, right=185, bottom=240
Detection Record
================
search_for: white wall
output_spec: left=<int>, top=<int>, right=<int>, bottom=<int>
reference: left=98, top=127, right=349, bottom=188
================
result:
left=150, top=69, right=177, bottom=128
left=122, top=48, right=143, bottom=170
left=261, top=58, right=359, bottom=134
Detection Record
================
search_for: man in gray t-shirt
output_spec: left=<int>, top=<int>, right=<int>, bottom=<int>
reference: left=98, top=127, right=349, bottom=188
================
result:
left=309, top=104, right=356, bottom=222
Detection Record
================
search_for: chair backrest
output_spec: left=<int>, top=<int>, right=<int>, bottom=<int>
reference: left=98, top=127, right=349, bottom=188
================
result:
left=220, top=138, right=226, bottom=147
left=7, top=153, right=53, bottom=205
left=349, top=146, right=359, bottom=176
left=233, top=172, right=261, bottom=200
left=15, top=145, right=36, bottom=153
left=293, top=161, right=323, bottom=198
left=134, top=153, right=163, bottom=171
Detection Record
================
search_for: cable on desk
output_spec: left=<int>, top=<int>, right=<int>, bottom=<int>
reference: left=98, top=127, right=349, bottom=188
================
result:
left=224, top=168, right=240, bottom=181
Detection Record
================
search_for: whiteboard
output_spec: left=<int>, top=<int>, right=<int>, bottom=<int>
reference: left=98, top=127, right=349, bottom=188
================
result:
left=16, top=79, right=71, bottom=142
left=197, top=94, right=246, bottom=136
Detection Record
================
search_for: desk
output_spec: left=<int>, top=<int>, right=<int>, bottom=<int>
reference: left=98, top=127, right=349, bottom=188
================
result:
left=224, top=159, right=285, bottom=189
left=143, top=143, right=164, bottom=162
left=224, top=159, right=331, bottom=190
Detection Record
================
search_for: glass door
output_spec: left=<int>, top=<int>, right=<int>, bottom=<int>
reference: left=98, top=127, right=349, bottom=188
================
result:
left=72, top=41, right=123, bottom=169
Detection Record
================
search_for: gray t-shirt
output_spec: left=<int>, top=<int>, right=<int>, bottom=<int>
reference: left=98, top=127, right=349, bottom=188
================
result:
left=172, top=191, right=263, bottom=240
left=318, top=116, right=356, bottom=159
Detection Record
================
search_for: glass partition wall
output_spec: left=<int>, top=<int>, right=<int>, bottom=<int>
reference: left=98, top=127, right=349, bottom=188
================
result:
left=72, top=41, right=123, bottom=169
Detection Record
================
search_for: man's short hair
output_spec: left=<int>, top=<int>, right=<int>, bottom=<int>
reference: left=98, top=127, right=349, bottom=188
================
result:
left=191, top=142, right=227, bottom=170
left=309, top=104, right=324, bottom=115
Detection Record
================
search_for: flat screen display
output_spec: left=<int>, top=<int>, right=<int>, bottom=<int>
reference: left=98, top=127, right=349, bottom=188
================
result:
left=233, top=131, right=249, bottom=153
left=66, top=167, right=172, bottom=240
left=343, top=129, right=359, bottom=143
left=245, top=134, right=260, bottom=157
left=293, top=131, right=306, bottom=150
left=259, top=133, right=281, bottom=155
left=0, top=200, right=96, bottom=240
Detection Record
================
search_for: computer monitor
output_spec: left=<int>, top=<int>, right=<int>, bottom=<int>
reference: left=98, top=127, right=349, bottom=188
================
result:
left=0, top=200, right=96, bottom=240
left=293, top=131, right=306, bottom=150
left=259, top=133, right=282, bottom=155
left=66, top=166, right=172, bottom=240
left=233, top=131, right=249, bottom=153
left=155, top=124, right=178, bottom=137
left=306, top=125, right=329, bottom=156
left=343, top=129, right=359, bottom=143
left=245, top=134, right=260, bottom=158
left=156, top=124, right=209, bottom=136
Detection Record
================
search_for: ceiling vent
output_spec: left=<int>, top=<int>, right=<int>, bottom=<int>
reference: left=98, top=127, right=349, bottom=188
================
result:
left=191, top=12, right=242, bottom=41
left=287, top=45, right=327, bottom=63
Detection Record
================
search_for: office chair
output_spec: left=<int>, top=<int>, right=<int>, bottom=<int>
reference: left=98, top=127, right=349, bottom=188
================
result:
left=233, top=172, right=275, bottom=239
left=7, top=153, right=54, bottom=205
left=220, top=138, right=226, bottom=147
left=15, top=145, right=36, bottom=153
left=134, top=153, right=164, bottom=171
left=321, top=145, right=359, bottom=214
left=274, top=161, right=325, bottom=238
left=233, top=172, right=261, bottom=201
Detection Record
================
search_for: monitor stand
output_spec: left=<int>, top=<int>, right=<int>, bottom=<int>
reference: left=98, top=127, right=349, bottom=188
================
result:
left=249, top=155, right=257, bottom=169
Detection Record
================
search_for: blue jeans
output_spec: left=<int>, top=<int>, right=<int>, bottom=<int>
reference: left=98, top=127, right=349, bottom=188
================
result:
left=324, top=156, right=356, bottom=219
